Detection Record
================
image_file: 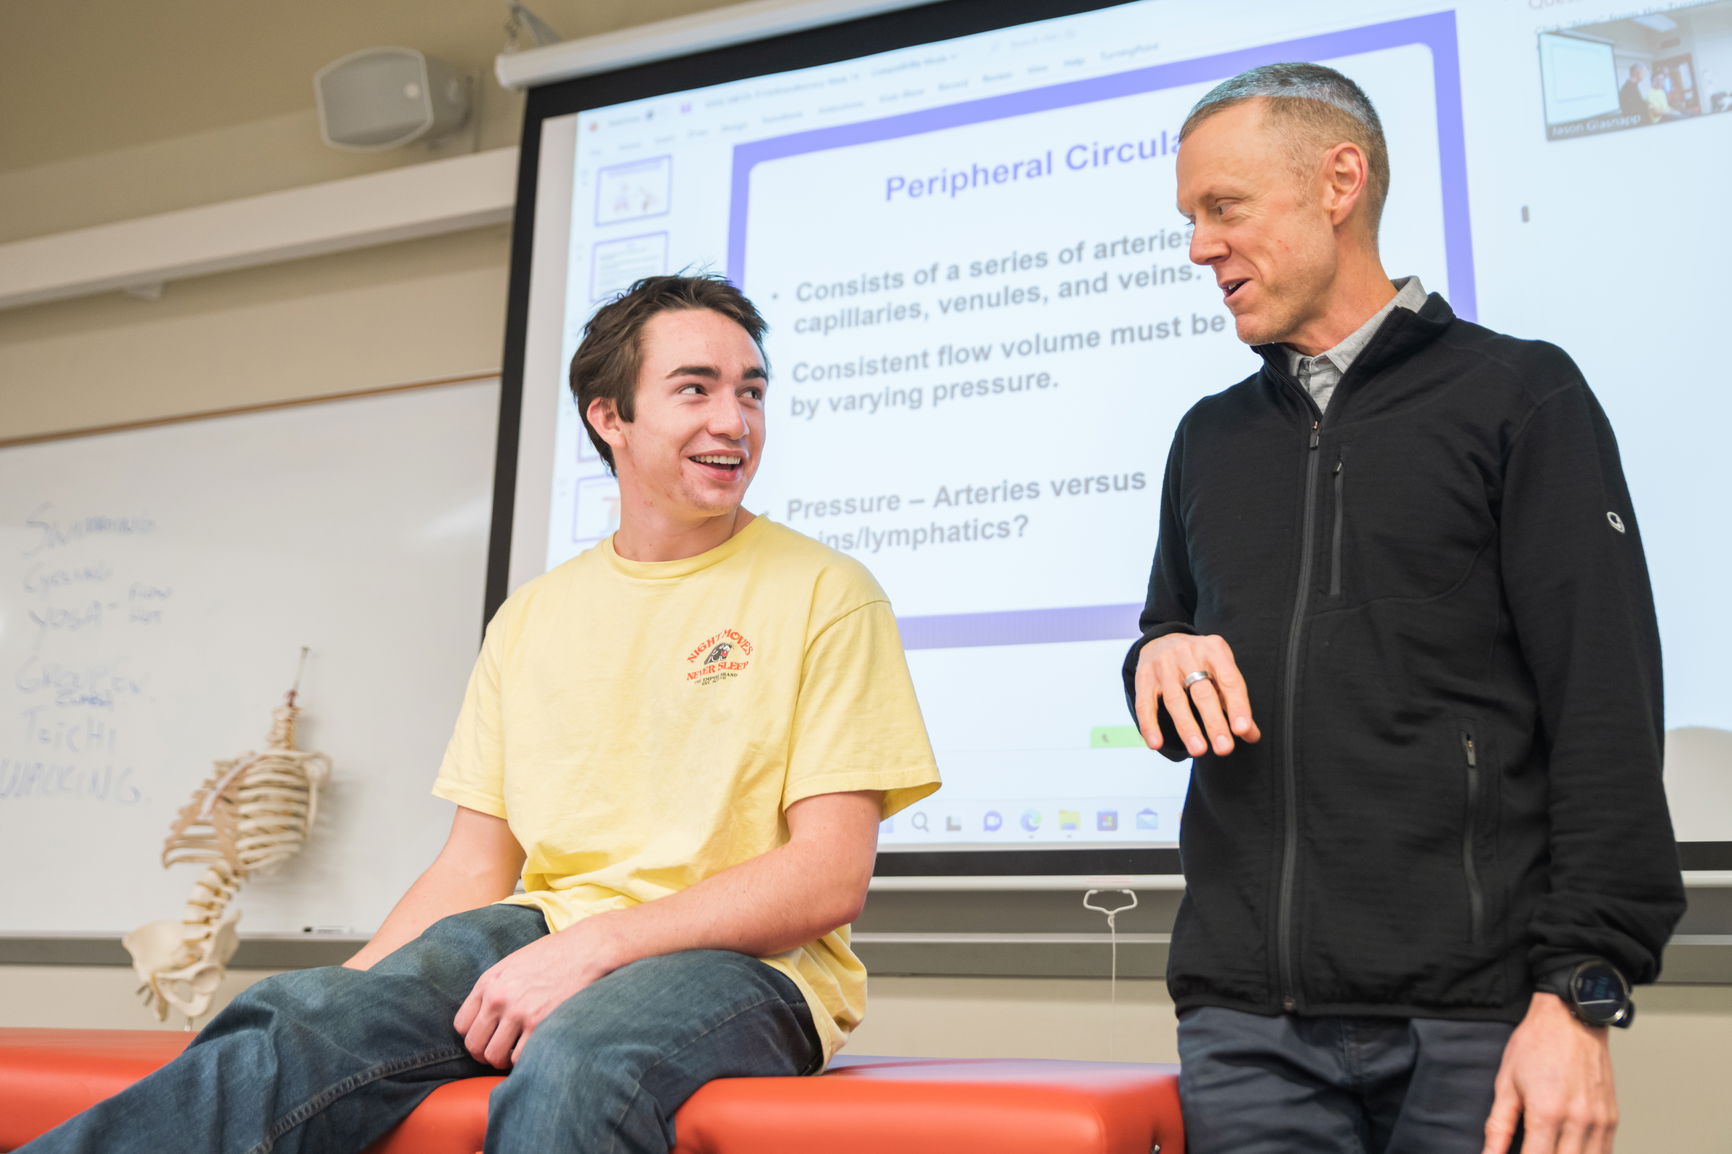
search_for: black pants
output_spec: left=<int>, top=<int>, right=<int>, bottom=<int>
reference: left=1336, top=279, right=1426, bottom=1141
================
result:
left=1177, top=1005, right=1518, bottom=1154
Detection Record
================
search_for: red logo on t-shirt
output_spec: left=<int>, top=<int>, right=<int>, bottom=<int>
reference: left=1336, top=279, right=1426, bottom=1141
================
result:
left=684, top=628, right=754, bottom=685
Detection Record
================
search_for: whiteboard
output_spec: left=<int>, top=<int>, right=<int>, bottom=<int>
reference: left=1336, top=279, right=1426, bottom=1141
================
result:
left=0, top=379, right=498, bottom=938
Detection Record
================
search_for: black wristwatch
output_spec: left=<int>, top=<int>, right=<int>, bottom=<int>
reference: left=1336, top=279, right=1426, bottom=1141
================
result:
left=1538, top=959, right=1634, bottom=1028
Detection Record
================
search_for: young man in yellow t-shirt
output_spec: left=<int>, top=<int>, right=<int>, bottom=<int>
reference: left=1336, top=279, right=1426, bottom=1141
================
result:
left=21, top=276, right=940, bottom=1154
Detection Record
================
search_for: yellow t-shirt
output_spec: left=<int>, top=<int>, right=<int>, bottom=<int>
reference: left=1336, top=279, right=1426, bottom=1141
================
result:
left=432, top=516, right=940, bottom=1060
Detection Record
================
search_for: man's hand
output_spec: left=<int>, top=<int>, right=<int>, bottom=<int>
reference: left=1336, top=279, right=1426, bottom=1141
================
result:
left=1482, top=993, right=1618, bottom=1154
left=1133, top=633, right=1260, bottom=756
left=454, top=914, right=624, bottom=1068
left=450, top=791, right=881, bottom=1069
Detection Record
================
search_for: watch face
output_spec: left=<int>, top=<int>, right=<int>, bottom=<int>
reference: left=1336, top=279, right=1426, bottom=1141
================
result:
left=1571, top=963, right=1629, bottom=1024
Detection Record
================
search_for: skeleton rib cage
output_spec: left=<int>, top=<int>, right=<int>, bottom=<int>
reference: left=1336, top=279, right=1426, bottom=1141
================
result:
left=124, top=694, right=331, bottom=1024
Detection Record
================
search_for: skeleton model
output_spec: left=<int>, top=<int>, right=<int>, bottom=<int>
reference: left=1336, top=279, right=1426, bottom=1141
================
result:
left=124, top=658, right=331, bottom=1025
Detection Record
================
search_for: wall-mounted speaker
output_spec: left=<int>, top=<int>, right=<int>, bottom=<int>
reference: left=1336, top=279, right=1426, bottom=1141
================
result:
left=314, top=47, right=471, bottom=152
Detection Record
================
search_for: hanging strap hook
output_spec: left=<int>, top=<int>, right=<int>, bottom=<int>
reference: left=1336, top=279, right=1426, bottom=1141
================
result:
left=1083, top=887, right=1138, bottom=929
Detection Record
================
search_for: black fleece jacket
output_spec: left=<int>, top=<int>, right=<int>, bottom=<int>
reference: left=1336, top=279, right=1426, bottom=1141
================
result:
left=1123, top=293, right=1684, bottom=1022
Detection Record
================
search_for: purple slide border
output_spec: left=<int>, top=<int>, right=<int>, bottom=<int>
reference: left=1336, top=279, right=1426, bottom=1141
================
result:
left=726, top=13, right=1472, bottom=651
left=896, top=601, right=1145, bottom=650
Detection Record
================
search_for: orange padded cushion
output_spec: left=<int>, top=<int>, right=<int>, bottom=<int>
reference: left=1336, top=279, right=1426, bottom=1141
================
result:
left=367, top=1079, right=494, bottom=1154
left=673, top=1055, right=1184, bottom=1154
left=0, top=1029, right=192, bottom=1152
left=0, top=1029, right=1182, bottom=1154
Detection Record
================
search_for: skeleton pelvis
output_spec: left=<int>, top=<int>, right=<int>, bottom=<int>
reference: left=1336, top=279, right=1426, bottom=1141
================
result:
left=124, top=911, right=242, bottom=1022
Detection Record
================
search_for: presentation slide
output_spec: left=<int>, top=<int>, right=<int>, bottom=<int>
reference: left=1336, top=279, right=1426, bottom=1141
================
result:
left=508, top=0, right=1732, bottom=863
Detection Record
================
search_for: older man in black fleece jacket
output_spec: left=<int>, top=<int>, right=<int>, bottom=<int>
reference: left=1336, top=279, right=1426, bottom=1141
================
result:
left=1124, top=63, right=1683, bottom=1154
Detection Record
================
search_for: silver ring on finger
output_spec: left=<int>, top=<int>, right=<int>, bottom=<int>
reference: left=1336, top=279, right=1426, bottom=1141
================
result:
left=1183, top=670, right=1212, bottom=689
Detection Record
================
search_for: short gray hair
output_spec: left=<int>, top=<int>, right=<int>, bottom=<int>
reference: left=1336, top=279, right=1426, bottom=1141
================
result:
left=1181, top=63, right=1390, bottom=238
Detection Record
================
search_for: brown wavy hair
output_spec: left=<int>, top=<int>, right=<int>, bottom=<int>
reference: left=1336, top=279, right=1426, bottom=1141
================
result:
left=568, top=274, right=768, bottom=471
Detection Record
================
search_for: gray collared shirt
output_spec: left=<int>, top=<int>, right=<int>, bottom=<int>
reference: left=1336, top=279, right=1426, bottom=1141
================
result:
left=1285, top=276, right=1428, bottom=413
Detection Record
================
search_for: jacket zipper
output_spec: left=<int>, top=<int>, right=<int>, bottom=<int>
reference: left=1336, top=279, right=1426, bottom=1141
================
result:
left=1329, top=457, right=1345, bottom=597
left=1278, top=414, right=1324, bottom=1012
left=1460, top=727, right=1486, bottom=945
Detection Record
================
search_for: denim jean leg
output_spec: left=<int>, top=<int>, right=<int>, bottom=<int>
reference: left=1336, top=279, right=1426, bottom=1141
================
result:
left=18, top=904, right=548, bottom=1154
left=485, top=949, right=820, bottom=1154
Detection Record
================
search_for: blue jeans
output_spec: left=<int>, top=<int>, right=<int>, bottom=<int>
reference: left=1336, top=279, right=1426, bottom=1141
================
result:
left=22, top=905, right=820, bottom=1154
left=1177, top=1005, right=1517, bottom=1154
